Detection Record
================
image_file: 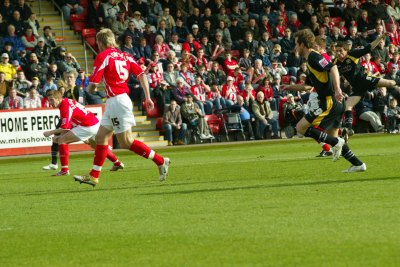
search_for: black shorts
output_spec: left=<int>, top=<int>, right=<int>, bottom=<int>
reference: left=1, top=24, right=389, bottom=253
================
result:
left=305, top=95, right=344, bottom=130
left=351, top=76, right=380, bottom=97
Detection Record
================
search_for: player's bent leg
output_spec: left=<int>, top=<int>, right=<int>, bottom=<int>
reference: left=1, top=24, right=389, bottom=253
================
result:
left=296, top=117, right=312, bottom=135
left=117, top=130, right=170, bottom=181
left=74, top=126, right=115, bottom=186
left=87, top=136, right=124, bottom=171
left=51, top=131, right=81, bottom=176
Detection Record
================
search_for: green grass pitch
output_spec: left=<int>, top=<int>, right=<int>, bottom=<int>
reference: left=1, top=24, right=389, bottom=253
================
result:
left=1, top=134, right=400, bottom=267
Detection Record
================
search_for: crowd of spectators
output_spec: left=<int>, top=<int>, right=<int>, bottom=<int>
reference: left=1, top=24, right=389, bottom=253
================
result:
left=2, top=0, right=400, bottom=144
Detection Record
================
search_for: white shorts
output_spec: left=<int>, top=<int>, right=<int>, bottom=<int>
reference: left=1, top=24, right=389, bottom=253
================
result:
left=71, top=123, right=100, bottom=141
left=101, top=93, right=136, bottom=134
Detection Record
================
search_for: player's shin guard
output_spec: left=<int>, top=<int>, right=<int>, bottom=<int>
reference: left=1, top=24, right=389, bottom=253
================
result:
left=90, top=145, right=109, bottom=178
left=342, top=143, right=363, bottom=166
left=305, top=127, right=339, bottom=147
left=130, top=139, right=164, bottom=166
left=51, top=142, right=59, bottom=165
left=58, top=144, right=69, bottom=172
left=344, top=110, right=353, bottom=129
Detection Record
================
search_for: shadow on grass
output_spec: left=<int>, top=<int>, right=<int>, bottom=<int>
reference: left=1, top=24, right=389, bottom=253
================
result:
left=2, top=176, right=400, bottom=197
left=0, top=179, right=239, bottom=197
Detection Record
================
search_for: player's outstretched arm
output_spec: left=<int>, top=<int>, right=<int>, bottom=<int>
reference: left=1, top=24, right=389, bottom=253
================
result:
left=371, top=32, right=390, bottom=50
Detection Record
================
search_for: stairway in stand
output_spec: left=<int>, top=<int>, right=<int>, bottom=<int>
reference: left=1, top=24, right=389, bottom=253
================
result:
left=31, top=1, right=168, bottom=147
left=31, top=0, right=94, bottom=71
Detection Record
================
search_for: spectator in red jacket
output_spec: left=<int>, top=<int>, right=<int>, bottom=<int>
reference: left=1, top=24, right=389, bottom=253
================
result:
left=182, top=33, right=201, bottom=54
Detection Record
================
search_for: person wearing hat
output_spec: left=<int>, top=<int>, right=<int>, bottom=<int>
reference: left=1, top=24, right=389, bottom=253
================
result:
left=120, top=34, right=137, bottom=58
left=75, top=68, right=89, bottom=91
left=32, top=36, right=52, bottom=63
left=131, top=10, right=146, bottom=32
left=0, top=52, right=16, bottom=82
left=190, top=24, right=202, bottom=42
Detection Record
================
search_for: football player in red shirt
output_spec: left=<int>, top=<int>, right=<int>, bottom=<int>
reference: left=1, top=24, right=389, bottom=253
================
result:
left=74, top=28, right=170, bottom=187
left=43, top=90, right=123, bottom=176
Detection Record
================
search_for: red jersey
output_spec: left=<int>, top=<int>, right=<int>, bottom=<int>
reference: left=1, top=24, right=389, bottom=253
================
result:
left=59, top=98, right=98, bottom=129
left=221, top=84, right=239, bottom=103
left=90, top=47, right=144, bottom=98
left=191, top=84, right=207, bottom=101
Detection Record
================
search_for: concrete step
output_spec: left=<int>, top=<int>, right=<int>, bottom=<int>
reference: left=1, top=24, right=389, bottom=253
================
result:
left=135, top=115, right=150, bottom=123
left=142, top=140, right=168, bottom=147
left=134, top=136, right=165, bottom=142
left=134, top=125, right=157, bottom=132
left=132, top=130, right=162, bottom=138
left=135, top=120, right=153, bottom=127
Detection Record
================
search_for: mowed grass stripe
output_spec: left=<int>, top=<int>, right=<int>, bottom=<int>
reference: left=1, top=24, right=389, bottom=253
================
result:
left=0, top=135, right=400, bottom=266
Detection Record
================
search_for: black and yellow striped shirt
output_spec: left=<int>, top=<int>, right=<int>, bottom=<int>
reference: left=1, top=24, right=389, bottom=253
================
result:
left=307, top=49, right=334, bottom=99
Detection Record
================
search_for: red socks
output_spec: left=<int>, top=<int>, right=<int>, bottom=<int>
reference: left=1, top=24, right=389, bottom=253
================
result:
left=59, top=144, right=69, bottom=172
left=106, top=146, right=120, bottom=166
left=90, top=141, right=163, bottom=179
left=129, top=139, right=164, bottom=166
left=90, top=145, right=109, bottom=178
left=321, top=143, right=331, bottom=152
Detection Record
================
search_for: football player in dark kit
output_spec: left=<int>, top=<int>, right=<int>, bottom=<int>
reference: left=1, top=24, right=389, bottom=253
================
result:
left=334, top=33, right=396, bottom=140
left=281, top=29, right=366, bottom=173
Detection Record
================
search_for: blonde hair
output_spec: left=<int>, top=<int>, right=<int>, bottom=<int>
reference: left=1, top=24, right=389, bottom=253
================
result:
left=96, top=28, right=118, bottom=48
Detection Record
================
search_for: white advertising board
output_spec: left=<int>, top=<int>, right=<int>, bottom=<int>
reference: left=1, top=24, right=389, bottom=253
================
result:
left=0, top=106, right=103, bottom=149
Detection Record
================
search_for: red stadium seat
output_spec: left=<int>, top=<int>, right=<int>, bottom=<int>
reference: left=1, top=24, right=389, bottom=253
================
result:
left=278, top=97, right=288, bottom=129
left=82, top=28, right=98, bottom=52
left=70, top=13, right=87, bottom=24
left=82, top=28, right=96, bottom=38
left=73, top=21, right=86, bottom=34
left=156, top=117, right=164, bottom=131
left=231, top=49, right=241, bottom=59
left=205, top=114, right=222, bottom=136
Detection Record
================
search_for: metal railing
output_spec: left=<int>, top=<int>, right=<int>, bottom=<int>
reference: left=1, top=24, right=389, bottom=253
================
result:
left=83, top=41, right=98, bottom=73
left=49, top=0, right=65, bottom=46
left=41, top=0, right=99, bottom=73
